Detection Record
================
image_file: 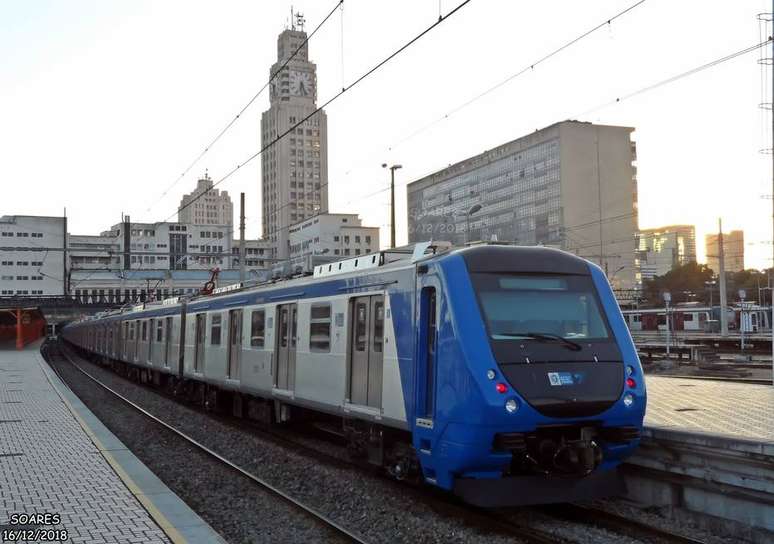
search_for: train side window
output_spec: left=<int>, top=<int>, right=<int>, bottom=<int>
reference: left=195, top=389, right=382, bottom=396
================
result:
left=141, top=320, right=147, bottom=342
left=355, top=302, right=367, bottom=351
left=128, top=322, right=134, bottom=341
left=373, top=301, right=384, bottom=353
left=156, top=319, right=163, bottom=342
left=279, top=308, right=288, bottom=348
left=309, top=304, right=331, bottom=352
left=250, top=310, right=265, bottom=348
left=211, top=313, right=222, bottom=345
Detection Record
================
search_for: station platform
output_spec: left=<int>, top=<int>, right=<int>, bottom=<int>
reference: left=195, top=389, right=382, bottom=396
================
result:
left=644, top=375, right=773, bottom=443
left=0, top=341, right=224, bottom=544
left=627, top=375, right=774, bottom=542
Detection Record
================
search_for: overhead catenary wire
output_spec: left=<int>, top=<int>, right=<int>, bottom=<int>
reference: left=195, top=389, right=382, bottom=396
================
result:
left=143, top=0, right=344, bottom=214
left=576, top=38, right=774, bottom=117
left=167, top=0, right=475, bottom=226
left=383, top=0, right=649, bottom=152
left=305, top=39, right=774, bottom=248
left=165, top=0, right=641, bottom=245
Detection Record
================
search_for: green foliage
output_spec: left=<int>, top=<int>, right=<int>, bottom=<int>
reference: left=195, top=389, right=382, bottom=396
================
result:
left=641, top=263, right=773, bottom=306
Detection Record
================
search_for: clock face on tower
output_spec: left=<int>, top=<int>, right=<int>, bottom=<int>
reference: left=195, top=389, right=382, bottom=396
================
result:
left=289, top=70, right=313, bottom=97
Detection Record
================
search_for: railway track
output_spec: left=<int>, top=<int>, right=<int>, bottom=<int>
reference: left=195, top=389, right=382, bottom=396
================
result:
left=44, top=343, right=370, bottom=544
left=536, top=504, right=707, bottom=544
left=52, top=342, right=710, bottom=544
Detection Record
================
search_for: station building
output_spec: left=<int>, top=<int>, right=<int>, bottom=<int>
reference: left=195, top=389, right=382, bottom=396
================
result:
left=288, top=213, right=380, bottom=272
left=177, top=171, right=234, bottom=226
left=406, top=121, right=639, bottom=290
left=0, top=215, right=66, bottom=296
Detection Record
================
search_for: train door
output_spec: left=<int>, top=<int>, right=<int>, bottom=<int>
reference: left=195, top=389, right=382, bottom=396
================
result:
left=123, top=322, right=129, bottom=360
left=227, top=309, right=242, bottom=379
left=134, top=320, right=141, bottom=362
left=164, top=316, right=173, bottom=368
left=148, top=319, right=155, bottom=362
left=194, top=313, right=206, bottom=373
left=417, top=287, right=438, bottom=422
left=348, top=295, right=385, bottom=408
left=275, top=304, right=297, bottom=390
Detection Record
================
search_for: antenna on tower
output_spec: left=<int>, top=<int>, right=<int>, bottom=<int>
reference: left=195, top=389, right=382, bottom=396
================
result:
left=296, top=11, right=305, bottom=32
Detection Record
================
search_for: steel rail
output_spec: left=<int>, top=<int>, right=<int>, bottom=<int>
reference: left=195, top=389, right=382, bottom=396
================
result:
left=47, top=344, right=370, bottom=544
left=540, top=503, right=708, bottom=544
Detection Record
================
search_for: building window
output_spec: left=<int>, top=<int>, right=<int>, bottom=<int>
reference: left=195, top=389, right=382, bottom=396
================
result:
left=355, top=236, right=361, bottom=243
left=309, top=304, right=331, bottom=352
left=210, top=314, right=222, bottom=345
left=250, top=310, right=265, bottom=348
left=365, top=236, right=371, bottom=244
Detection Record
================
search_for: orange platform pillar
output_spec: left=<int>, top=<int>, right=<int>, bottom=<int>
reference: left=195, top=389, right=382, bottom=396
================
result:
left=16, top=308, right=22, bottom=350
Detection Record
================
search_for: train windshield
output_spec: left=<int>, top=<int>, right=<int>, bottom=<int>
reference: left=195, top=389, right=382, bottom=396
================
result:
left=471, top=274, right=612, bottom=342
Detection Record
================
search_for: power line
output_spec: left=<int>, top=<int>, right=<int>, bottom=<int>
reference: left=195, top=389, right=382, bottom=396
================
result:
left=178, top=0, right=644, bottom=244
left=576, top=38, right=774, bottom=117
left=144, top=0, right=343, bottom=214
left=169, top=0, right=475, bottom=228
left=381, top=0, right=648, bottom=152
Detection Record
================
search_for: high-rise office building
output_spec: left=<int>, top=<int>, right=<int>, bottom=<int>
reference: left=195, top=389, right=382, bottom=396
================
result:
left=407, top=121, right=639, bottom=290
left=260, top=20, right=329, bottom=259
left=177, top=171, right=234, bottom=226
left=706, top=230, right=745, bottom=274
left=637, top=225, right=696, bottom=280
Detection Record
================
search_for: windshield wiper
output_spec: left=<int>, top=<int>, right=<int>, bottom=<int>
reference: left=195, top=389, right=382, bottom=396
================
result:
left=498, top=331, right=583, bottom=351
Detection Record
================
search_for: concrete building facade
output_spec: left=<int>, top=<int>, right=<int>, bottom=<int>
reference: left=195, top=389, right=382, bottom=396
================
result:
left=68, top=234, right=121, bottom=271
left=0, top=215, right=66, bottom=296
left=177, top=172, right=234, bottom=226
left=288, top=213, right=379, bottom=269
left=261, top=26, right=328, bottom=260
left=407, top=121, right=639, bottom=289
left=71, top=269, right=249, bottom=305
left=231, top=238, right=275, bottom=269
left=637, top=225, right=696, bottom=280
left=100, top=220, right=234, bottom=271
left=706, top=230, right=745, bottom=274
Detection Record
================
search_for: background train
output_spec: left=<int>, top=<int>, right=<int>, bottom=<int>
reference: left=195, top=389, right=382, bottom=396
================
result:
left=63, top=242, right=646, bottom=507
left=621, top=304, right=770, bottom=333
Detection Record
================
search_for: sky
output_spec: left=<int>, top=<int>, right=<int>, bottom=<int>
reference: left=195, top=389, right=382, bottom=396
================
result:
left=2, top=0, right=773, bottom=269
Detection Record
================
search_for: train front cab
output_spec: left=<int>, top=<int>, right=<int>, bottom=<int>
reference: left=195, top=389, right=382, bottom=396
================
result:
left=411, top=246, right=646, bottom=507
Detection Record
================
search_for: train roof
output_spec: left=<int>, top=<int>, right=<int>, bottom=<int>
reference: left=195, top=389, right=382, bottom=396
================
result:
left=66, top=242, right=597, bottom=326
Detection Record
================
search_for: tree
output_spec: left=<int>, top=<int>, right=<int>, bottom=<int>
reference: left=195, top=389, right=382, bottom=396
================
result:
left=642, top=263, right=774, bottom=307
left=642, top=262, right=714, bottom=306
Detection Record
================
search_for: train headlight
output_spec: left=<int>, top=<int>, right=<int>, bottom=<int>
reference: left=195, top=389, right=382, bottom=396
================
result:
left=486, top=369, right=496, bottom=380
left=626, top=365, right=635, bottom=376
left=505, top=398, right=519, bottom=413
left=623, top=393, right=634, bottom=407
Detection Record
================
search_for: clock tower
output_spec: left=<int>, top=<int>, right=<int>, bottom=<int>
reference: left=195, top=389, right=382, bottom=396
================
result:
left=261, top=18, right=329, bottom=260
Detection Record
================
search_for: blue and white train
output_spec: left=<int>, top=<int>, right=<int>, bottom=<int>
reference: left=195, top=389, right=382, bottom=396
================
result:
left=63, top=243, right=646, bottom=506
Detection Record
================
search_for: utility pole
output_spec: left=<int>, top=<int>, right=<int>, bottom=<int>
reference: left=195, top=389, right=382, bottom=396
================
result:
left=382, top=164, right=402, bottom=248
left=63, top=208, right=68, bottom=297
left=718, top=218, right=728, bottom=337
left=239, top=192, right=245, bottom=284
left=663, top=291, right=671, bottom=358
left=740, top=290, right=747, bottom=351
